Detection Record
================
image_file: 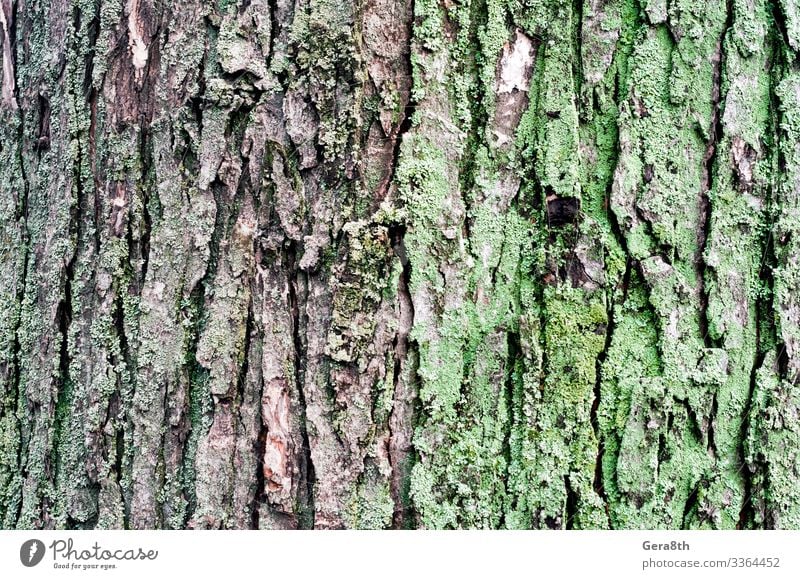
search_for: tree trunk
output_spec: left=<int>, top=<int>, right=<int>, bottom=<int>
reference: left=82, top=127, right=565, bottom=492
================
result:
left=0, top=0, right=798, bottom=530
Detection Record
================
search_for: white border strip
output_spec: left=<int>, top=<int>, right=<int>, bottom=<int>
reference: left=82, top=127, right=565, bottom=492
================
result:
left=1, top=530, right=797, bottom=578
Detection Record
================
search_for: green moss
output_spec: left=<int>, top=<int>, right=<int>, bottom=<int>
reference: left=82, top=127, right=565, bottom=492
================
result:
left=506, top=285, right=609, bottom=528
left=345, top=464, right=395, bottom=529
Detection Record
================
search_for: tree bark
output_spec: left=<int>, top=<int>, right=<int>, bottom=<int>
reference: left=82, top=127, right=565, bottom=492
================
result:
left=0, top=0, right=799, bottom=529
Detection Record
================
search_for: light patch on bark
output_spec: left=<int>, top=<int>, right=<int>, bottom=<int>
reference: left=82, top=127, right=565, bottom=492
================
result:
left=493, top=29, right=536, bottom=146
left=127, top=0, right=149, bottom=79
left=0, top=0, right=16, bottom=108
left=497, top=30, right=535, bottom=94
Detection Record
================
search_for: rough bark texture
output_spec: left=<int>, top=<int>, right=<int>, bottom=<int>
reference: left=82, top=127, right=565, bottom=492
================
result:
left=0, top=0, right=799, bottom=530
